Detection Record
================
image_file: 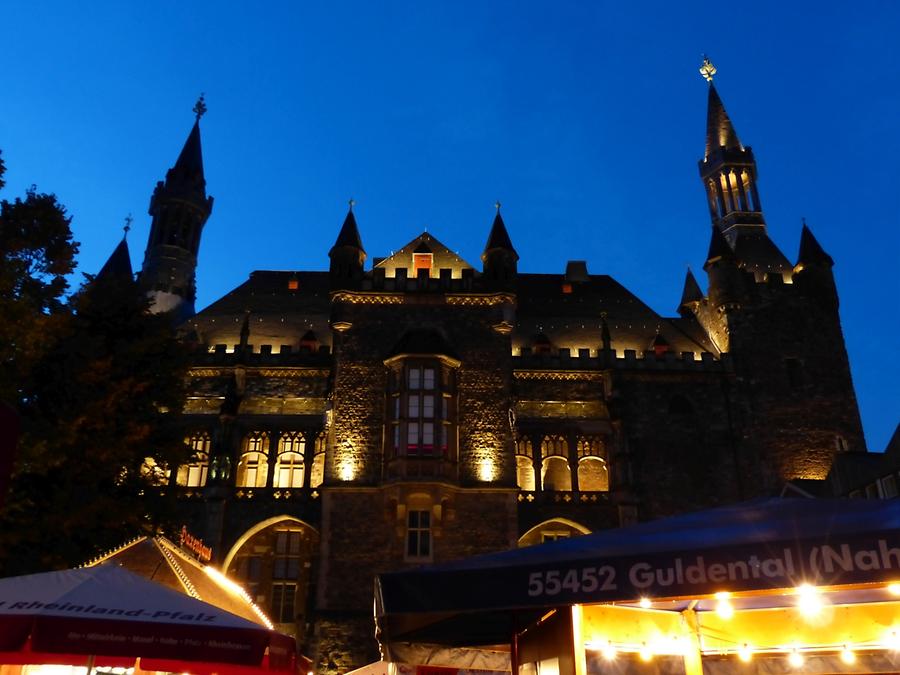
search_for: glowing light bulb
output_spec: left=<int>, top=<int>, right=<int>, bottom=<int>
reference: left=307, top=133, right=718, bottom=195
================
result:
left=888, top=583, right=900, bottom=596
left=639, top=597, right=652, bottom=609
left=886, top=629, right=900, bottom=650
left=738, top=644, right=753, bottom=663
left=639, top=643, right=653, bottom=662
left=788, top=649, right=804, bottom=668
left=840, top=646, right=856, bottom=664
left=715, top=591, right=734, bottom=619
left=796, top=583, right=823, bottom=618
left=602, top=641, right=616, bottom=661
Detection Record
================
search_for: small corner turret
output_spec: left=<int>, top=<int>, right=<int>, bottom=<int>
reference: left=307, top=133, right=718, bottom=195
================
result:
left=328, top=200, right=366, bottom=289
left=481, top=202, right=518, bottom=289
left=793, top=220, right=838, bottom=308
left=140, top=95, right=214, bottom=323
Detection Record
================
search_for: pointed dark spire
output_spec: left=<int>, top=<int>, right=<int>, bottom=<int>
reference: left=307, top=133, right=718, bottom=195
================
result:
left=705, top=84, right=742, bottom=159
left=679, top=268, right=704, bottom=308
left=483, top=209, right=517, bottom=258
left=797, top=222, right=834, bottom=268
left=172, top=119, right=205, bottom=181
left=705, top=225, right=735, bottom=267
left=96, top=238, right=134, bottom=282
left=332, top=207, right=365, bottom=253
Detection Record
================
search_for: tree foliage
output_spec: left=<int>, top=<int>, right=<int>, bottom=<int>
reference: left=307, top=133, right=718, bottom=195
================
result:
left=0, top=153, right=191, bottom=575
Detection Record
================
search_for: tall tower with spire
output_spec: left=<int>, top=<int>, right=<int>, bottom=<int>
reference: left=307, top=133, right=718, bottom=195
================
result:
left=685, top=59, right=865, bottom=485
left=140, top=96, right=214, bottom=322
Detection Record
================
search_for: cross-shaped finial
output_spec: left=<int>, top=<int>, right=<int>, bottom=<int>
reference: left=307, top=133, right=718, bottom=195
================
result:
left=699, top=55, right=717, bottom=83
left=495, top=200, right=502, bottom=212
left=348, top=198, right=355, bottom=211
left=123, top=213, right=133, bottom=239
left=193, top=93, right=207, bottom=121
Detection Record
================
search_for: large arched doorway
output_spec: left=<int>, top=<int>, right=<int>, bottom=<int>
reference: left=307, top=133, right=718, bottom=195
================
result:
left=223, top=517, right=319, bottom=645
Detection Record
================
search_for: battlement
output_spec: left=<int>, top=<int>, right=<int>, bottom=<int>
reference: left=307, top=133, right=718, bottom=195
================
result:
left=514, top=348, right=730, bottom=372
left=192, top=343, right=332, bottom=367
left=358, top=266, right=484, bottom=293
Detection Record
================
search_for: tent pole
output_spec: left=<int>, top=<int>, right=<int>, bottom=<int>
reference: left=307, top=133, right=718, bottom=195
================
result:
left=85, top=654, right=96, bottom=675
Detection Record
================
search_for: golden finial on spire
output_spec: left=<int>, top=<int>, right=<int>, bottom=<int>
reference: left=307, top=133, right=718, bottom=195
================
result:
left=495, top=200, right=501, bottom=212
left=193, top=93, right=207, bottom=121
left=699, top=55, right=717, bottom=83
left=348, top=198, right=355, bottom=211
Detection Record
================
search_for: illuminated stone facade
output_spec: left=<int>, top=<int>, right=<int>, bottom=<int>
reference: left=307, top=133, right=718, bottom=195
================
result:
left=131, top=84, right=865, bottom=672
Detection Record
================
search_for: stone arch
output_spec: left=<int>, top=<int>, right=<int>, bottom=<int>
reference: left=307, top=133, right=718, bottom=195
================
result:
left=518, top=518, right=590, bottom=548
left=221, top=515, right=320, bottom=642
left=222, top=515, right=319, bottom=571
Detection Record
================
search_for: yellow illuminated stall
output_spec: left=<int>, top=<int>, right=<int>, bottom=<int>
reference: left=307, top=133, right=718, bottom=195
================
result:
left=376, top=498, right=900, bottom=674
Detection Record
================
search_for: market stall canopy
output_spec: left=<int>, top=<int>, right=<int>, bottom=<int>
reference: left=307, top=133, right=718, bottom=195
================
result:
left=0, top=563, right=296, bottom=674
left=84, top=535, right=272, bottom=627
left=376, top=498, right=900, bottom=648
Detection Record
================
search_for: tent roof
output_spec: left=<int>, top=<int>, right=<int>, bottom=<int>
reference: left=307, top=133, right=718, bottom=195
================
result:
left=376, top=498, right=900, bottom=647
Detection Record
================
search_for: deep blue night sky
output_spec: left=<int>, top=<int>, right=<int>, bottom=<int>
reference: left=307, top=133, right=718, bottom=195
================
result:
left=2, top=3, right=898, bottom=451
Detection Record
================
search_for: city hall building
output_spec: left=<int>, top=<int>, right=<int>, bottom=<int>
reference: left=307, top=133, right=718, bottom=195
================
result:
left=107, top=79, right=866, bottom=672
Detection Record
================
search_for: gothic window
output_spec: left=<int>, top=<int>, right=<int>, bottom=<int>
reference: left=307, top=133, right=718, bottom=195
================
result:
left=515, top=437, right=535, bottom=491
left=309, top=433, right=326, bottom=488
left=236, top=432, right=270, bottom=488
left=541, top=435, right=571, bottom=492
left=177, top=433, right=210, bottom=487
left=406, top=510, right=431, bottom=560
left=387, top=361, right=456, bottom=459
left=274, top=432, right=305, bottom=488
left=576, top=436, right=608, bottom=491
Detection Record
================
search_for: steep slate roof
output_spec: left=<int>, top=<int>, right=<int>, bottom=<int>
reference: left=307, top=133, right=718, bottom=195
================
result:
left=96, top=238, right=134, bottom=282
left=705, top=84, right=742, bottom=158
left=482, top=211, right=517, bottom=258
left=187, top=271, right=332, bottom=350
left=514, top=273, right=717, bottom=356
left=705, top=226, right=734, bottom=265
left=797, top=223, right=834, bottom=267
left=679, top=268, right=704, bottom=308
left=331, top=209, right=365, bottom=253
left=173, top=119, right=205, bottom=178
left=733, top=229, right=792, bottom=275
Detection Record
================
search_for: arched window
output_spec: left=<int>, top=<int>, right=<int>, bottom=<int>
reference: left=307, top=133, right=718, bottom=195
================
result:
left=274, top=432, right=305, bottom=488
left=237, top=432, right=270, bottom=488
left=177, top=433, right=210, bottom=487
left=541, top=435, right=571, bottom=491
left=578, top=457, right=609, bottom=492
left=515, top=437, right=535, bottom=491
left=310, top=432, right=326, bottom=488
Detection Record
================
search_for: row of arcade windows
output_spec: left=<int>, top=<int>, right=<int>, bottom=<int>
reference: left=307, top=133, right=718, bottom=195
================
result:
left=515, top=435, right=609, bottom=492
left=168, top=431, right=326, bottom=489
left=386, top=361, right=457, bottom=459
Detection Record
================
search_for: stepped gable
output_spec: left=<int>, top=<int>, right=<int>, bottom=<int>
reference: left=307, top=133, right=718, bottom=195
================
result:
left=375, top=231, right=473, bottom=277
left=187, top=270, right=332, bottom=351
left=514, top=274, right=716, bottom=357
